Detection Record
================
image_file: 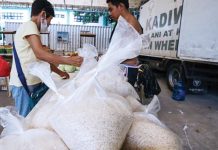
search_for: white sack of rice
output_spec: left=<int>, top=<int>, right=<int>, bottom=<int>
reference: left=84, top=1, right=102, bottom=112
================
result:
left=75, top=66, right=137, bottom=98
left=49, top=77, right=133, bottom=150
left=26, top=73, right=78, bottom=130
left=25, top=43, right=98, bottom=130
left=0, top=107, right=68, bottom=150
left=48, top=16, right=143, bottom=149
left=76, top=43, right=98, bottom=78
left=126, top=95, right=147, bottom=112
left=122, top=112, right=182, bottom=150
left=96, top=67, right=138, bottom=98
left=25, top=94, right=57, bottom=130
left=0, top=128, right=68, bottom=150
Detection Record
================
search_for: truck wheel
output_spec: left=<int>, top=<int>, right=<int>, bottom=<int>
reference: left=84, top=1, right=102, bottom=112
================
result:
left=167, top=63, right=183, bottom=90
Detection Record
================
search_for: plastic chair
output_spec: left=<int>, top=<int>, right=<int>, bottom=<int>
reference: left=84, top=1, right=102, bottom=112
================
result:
left=0, top=56, right=11, bottom=96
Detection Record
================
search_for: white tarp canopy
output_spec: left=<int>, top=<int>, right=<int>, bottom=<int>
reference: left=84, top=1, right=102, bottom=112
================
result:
left=1, top=0, right=142, bottom=8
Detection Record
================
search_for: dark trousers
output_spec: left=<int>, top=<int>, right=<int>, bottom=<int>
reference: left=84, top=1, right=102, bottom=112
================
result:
left=127, top=67, right=138, bottom=86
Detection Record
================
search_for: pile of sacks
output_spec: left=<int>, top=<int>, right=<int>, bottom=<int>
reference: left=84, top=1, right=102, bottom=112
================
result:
left=0, top=16, right=182, bottom=150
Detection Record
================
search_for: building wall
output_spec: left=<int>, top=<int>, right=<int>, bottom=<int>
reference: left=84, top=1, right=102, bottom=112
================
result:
left=5, top=22, right=112, bottom=54
left=0, top=7, right=106, bottom=26
left=0, top=7, right=30, bottom=23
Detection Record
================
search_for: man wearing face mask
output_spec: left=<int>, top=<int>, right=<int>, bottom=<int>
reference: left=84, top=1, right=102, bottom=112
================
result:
left=107, top=0, right=143, bottom=86
left=9, top=0, right=83, bottom=117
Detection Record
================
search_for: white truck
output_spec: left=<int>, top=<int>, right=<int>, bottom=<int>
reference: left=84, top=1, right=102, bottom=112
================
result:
left=138, top=0, right=218, bottom=91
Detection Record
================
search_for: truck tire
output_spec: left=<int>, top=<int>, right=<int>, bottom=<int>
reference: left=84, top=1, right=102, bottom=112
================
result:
left=166, top=63, right=183, bottom=90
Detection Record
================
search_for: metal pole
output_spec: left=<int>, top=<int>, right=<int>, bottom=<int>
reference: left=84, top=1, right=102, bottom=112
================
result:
left=91, top=0, right=93, bottom=7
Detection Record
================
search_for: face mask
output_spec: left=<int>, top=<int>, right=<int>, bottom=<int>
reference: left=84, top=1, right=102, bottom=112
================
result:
left=40, top=16, right=48, bottom=33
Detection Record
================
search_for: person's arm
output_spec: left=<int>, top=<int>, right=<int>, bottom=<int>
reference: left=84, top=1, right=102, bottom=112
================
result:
left=122, top=58, right=138, bottom=65
left=41, top=46, right=70, bottom=79
left=50, top=64, right=70, bottom=79
left=26, top=34, right=83, bottom=66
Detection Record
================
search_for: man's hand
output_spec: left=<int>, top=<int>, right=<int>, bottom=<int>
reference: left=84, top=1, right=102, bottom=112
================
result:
left=66, top=56, right=83, bottom=67
left=50, top=64, right=70, bottom=79
left=58, top=71, right=70, bottom=79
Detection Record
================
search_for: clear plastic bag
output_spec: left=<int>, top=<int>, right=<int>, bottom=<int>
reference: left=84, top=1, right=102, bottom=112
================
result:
left=24, top=16, right=149, bottom=149
left=76, top=43, right=98, bottom=78
left=122, top=96, right=182, bottom=150
left=0, top=128, right=68, bottom=150
left=25, top=44, right=98, bottom=130
left=0, top=107, right=24, bottom=137
left=48, top=16, right=143, bottom=149
left=0, top=107, right=68, bottom=150
left=50, top=78, right=133, bottom=149
left=25, top=74, right=77, bottom=130
left=122, top=111, right=182, bottom=150
left=28, top=61, right=61, bottom=97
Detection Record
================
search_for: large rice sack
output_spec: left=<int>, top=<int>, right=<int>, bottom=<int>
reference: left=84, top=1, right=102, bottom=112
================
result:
left=122, top=112, right=182, bottom=150
left=75, top=66, right=138, bottom=98
left=48, top=16, right=144, bottom=149
left=0, top=107, right=26, bottom=137
left=26, top=44, right=98, bottom=130
left=76, top=43, right=98, bottom=77
left=25, top=72, right=78, bottom=130
left=94, top=66, right=138, bottom=98
left=0, top=128, right=68, bottom=150
left=0, top=107, right=68, bottom=150
left=49, top=78, right=134, bottom=150
left=25, top=93, right=57, bottom=130
left=126, top=95, right=147, bottom=112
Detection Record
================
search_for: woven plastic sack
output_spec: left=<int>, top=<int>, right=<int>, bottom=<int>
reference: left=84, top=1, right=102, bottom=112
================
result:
left=48, top=16, right=142, bottom=150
